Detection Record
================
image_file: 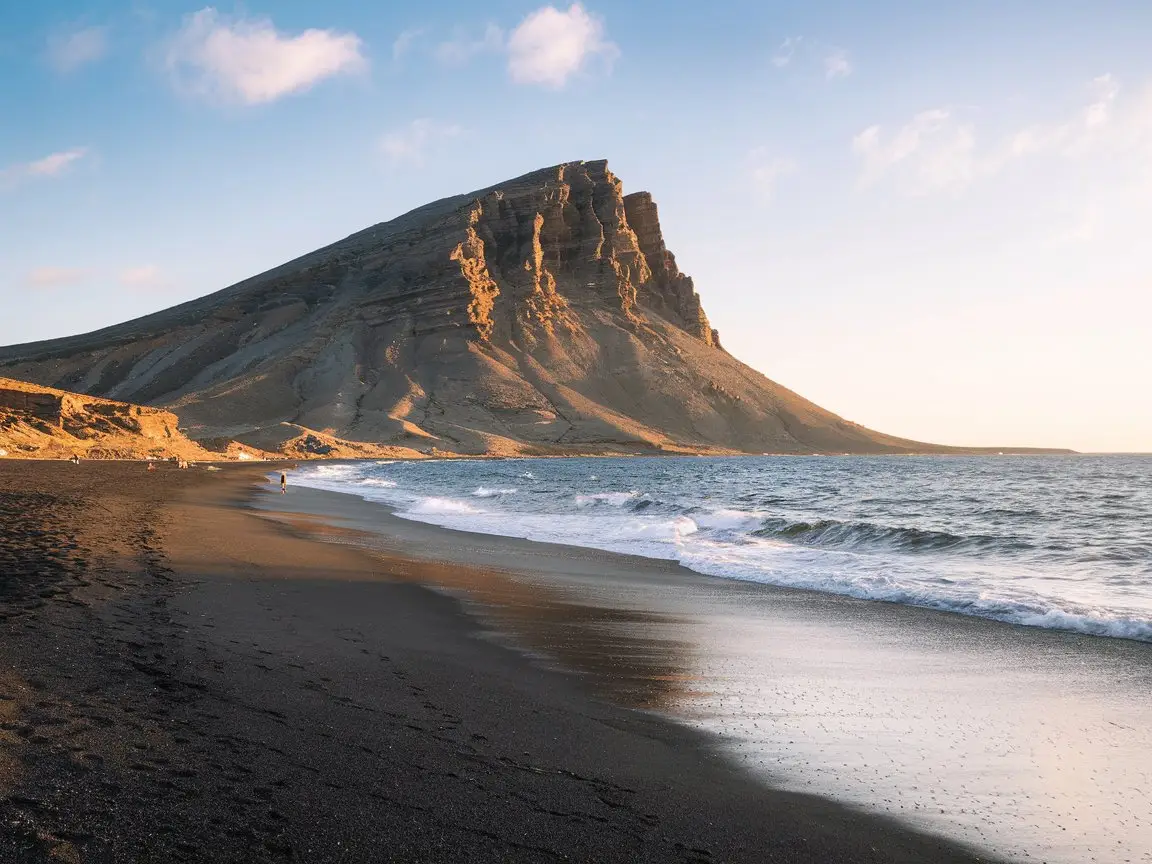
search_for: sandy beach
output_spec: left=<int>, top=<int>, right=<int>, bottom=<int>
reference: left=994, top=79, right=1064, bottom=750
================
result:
left=0, top=459, right=1013, bottom=863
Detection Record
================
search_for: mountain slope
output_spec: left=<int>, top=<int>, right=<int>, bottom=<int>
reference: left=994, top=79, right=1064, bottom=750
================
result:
left=0, top=160, right=1057, bottom=456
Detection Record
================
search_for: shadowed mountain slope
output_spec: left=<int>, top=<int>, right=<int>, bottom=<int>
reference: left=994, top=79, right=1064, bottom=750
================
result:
left=0, top=160, right=1064, bottom=456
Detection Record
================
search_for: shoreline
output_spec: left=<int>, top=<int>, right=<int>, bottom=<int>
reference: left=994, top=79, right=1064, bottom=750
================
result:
left=263, top=478, right=1152, bottom=863
left=286, top=456, right=1152, bottom=646
left=0, top=460, right=1006, bottom=862
left=0, top=440, right=1083, bottom=464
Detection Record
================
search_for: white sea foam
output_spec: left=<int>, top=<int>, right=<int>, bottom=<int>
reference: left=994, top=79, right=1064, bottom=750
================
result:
left=307, top=464, right=361, bottom=479
left=574, top=491, right=639, bottom=507
left=382, top=502, right=1152, bottom=642
left=408, top=497, right=485, bottom=516
left=473, top=487, right=517, bottom=498
left=693, top=508, right=764, bottom=531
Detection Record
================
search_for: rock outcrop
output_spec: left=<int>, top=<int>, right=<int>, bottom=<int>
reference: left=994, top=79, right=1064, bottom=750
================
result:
left=0, top=160, right=1058, bottom=456
left=0, top=378, right=215, bottom=459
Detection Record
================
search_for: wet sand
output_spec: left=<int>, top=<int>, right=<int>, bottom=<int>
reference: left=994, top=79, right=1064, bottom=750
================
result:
left=0, top=460, right=1002, bottom=862
left=263, top=483, right=1152, bottom=864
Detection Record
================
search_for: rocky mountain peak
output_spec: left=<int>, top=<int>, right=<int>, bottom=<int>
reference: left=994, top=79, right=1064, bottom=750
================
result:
left=0, top=159, right=1004, bottom=457
left=444, top=160, right=717, bottom=348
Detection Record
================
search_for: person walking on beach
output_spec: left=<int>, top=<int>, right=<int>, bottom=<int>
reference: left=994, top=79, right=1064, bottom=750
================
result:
left=280, top=472, right=287, bottom=494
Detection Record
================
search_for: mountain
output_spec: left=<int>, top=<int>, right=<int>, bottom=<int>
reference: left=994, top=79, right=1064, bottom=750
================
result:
left=0, top=377, right=218, bottom=460
left=0, top=160, right=1064, bottom=457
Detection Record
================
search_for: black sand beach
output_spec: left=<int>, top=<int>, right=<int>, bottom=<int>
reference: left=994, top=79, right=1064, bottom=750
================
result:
left=259, top=478, right=1152, bottom=864
left=0, top=460, right=1007, bottom=862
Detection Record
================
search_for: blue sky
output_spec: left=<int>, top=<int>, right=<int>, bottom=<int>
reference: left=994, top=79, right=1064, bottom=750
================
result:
left=2, top=1, right=1150, bottom=451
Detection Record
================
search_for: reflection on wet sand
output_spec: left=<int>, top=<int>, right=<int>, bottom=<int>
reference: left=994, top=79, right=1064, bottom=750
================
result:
left=269, top=512, right=699, bottom=712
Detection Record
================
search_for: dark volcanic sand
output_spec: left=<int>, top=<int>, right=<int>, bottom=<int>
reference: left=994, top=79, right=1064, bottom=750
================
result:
left=0, top=461, right=998, bottom=863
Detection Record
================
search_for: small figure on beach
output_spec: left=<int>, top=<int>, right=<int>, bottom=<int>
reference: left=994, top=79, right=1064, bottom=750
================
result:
left=280, top=472, right=287, bottom=494
left=69, top=454, right=80, bottom=465
left=147, top=462, right=156, bottom=471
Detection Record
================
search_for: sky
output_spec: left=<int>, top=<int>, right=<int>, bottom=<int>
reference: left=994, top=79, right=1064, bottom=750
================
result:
left=1, top=1, right=1150, bottom=452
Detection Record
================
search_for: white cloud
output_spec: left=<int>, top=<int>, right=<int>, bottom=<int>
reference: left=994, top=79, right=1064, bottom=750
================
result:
left=772, top=36, right=800, bottom=68
left=380, top=119, right=463, bottom=166
left=434, top=24, right=503, bottom=66
left=120, top=265, right=163, bottom=287
left=1084, top=74, right=1119, bottom=128
left=2, top=148, right=89, bottom=184
left=1055, top=205, right=1099, bottom=245
left=748, top=149, right=796, bottom=200
left=852, top=109, right=974, bottom=194
left=852, top=74, right=1152, bottom=198
left=824, top=48, right=852, bottom=79
left=164, top=8, right=366, bottom=105
left=392, top=28, right=424, bottom=64
left=47, top=25, right=109, bottom=73
left=507, top=3, right=618, bottom=88
left=27, top=267, right=90, bottom=288
left=27, top=148, right=89, bottom=177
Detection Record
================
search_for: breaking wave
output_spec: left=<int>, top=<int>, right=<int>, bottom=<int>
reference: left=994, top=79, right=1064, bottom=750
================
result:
left=290, top=455, right=1152, bottom=643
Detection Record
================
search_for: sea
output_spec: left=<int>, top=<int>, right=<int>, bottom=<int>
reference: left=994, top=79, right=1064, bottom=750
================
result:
left=293, top=454, right=1152, bottom=643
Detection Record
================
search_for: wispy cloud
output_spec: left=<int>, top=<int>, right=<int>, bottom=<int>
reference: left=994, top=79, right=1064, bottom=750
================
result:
left=852, top=109, right=975, bottom=195
left=26, top=148, right=89, bottom=177
left=380, top=119, right=463, bottom=167
left=1005, top=74, right=1122, bottom=161
left=47, top=25, right=109, bottom=73
left=163, top=8, right=366, bottom=105
left=851, top=74, right=1152, bottom=197
left=119, top=265, right=163, bottom=288
left=392, top=28, right=424, bottom=64
left=824, top=48, right=852, bottom=79
left=747, top=149, right=796, bottom=201
left=434, top=24, right=503, bottom=66
left=2, top=148, right=89, bottom=185
left=507, top=3, right=618, bottom=88
left=771, top=36, right=800, bottom=68
left=26, top=267, right=90, bottom=288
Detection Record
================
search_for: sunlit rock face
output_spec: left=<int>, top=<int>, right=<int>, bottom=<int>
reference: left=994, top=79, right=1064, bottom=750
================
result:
left=0, top=160, right=944, bottom=456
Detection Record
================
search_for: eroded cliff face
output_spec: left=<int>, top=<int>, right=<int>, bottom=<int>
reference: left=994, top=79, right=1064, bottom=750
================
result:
left=623, top=192, right=718, bottom=347
left=442, top=161, right=688, bottom=346
left=0, top=160, right=962, bottom=456
left=0, top=378, right=212, bottom=459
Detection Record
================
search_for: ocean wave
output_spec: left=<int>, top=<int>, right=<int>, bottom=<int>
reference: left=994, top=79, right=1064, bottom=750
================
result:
left=575, top=491, right=640, bottom=507
left=306, top=464, right=361, bottom=480
left=289, top=455, right=1152, bottom=644
left=407, top=497, right=485, bottom=516
left=676, top=546, right=1152, bottom=642
left=473, top=486, right=517, bottom=498
left=751, top=517, right=1020, bottom=555
left=693, top=508, right=765, bottom=531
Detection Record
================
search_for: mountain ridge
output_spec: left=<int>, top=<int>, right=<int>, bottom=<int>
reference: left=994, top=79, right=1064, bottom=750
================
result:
left=0, top=160, right=1071, bottom=456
